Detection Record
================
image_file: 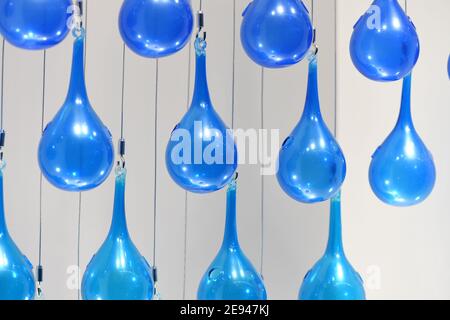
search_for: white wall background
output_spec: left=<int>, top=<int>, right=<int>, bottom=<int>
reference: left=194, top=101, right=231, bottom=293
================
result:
left=0, top=0, right=448, bottom=300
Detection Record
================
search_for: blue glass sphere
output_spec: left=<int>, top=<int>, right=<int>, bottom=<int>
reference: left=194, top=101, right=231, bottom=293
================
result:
left=350, top=0, right=420, bottom=81
left=119, top=0, right=193, bottom=58
left=0, top=0, right=71, bottom=50
left=241, top=0, right=313, bottom=68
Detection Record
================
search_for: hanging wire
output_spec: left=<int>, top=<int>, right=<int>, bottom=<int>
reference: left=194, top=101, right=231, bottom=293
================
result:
left=182, top=39, right=192, bottom=300
left=311, top=0, right=315, bottom=26
left=259, top=66, right=265, bottom=276
left=404, top=0, right=408, bottom=14
left=76, top=0, right=87, bottom=300
left=231, top=0, right=236, bottom=130
left=152, top=58, right=160, bottom=295
left=333, top=1, right=337, bottom=138
left=0, top=38, right=5, bottom=166
left=120, top=44, right=126, bottom=141
left=0, top=38, right=5, bottom=131
left=36, top=49, right=47, bottom=297
left=118, top=43, right=126, bottom=167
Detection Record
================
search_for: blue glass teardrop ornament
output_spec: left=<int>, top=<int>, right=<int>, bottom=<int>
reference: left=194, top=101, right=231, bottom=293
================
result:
left=299, top=192, right=365, bottom=300
left=38, top=33, right=114, bottom=192
left=241, top=0, right=313, bottom=68
left=0, top=0, right=71, bottom=50
left=81, top=166, right=154, bottom=300
left=198, top=178, right=267, bottom=300
left=277, top=55, right=346, bottom=203
left=0, top=164, right=35, bottom=300
left=165, top=38, right=237, bottom=193
left=350, top=0, right=420, bottom=82
left=369, top=74, right=436, bottom=206
left=119, top=0, right=193, bottom=58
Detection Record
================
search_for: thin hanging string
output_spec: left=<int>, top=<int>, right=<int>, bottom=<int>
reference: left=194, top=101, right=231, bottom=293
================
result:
left=259, top=67, right=265, bottom=276
left=152, top=59, right=159, bottom=275
left=404, top=0, right=408, bottom=14
left=36, top=49, right=47, bottom=297
left=231, top=0, right=236, bottom=130
left=77, top=0, right=87, bottom=300
left=199, top=0, right=203, bottom=11
left=120, top=43, right=126, bottom=140
left=311, top=0, right=315, bottom=26
left=182, top=40, right=192, bottom=300
left=0, top=38, right=5, bottom=130
left=333, top=1, right=337, bottom=138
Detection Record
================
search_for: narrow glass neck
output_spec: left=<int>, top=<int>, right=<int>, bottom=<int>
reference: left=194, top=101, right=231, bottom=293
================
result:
left=192, top=52, right=212, bottom=108
left=222, top=181, right=239, bottom=248
left=66, top=36, right=88, bottom=103
left=325, top=192, right=344, bottom=255
left=109, top=170, right=129, bottom=237
left=396, top=73, right=414, bottom=129
left=302, top=57, right=322, bottom=119
left=0, top=172, right=7, bottom=234
left=374, top=0, right=399, bottom=6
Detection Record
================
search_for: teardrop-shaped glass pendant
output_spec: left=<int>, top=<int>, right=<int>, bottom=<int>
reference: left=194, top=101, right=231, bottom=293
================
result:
left=119, top=0, right=193, bottom=58
left=299, top=193, right=365, bottom=300
left=38, top=32, right=114, bottom=192
left=0, top=163, right=35, bottom=300
left=369, top=74, right=436, bottom=206
left=81, top=166, right=154, bottom=300
left=165, top=38, right=237, bottom=193
left=277, top=54, right=346, bottom=203
left=0, top=0, right=71, bottom=50
left=241, top=0, right=313, bottom=68
left=198, top=177, right=267, bottom=300
left=350, top=0, right=420, bottom=82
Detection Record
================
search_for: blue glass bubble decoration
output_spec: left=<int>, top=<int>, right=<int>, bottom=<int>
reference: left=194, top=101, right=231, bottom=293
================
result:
left=369, top=73, right=435, bottom=206
left=198, top=178, right=267, bottom=300
left=350, top=0, right=420, bottom=82
left=241, top=0, right=313, bottom=68
left=0, top=0, right=71, bottom=50
left=299, top=193, right=365, bottom=300
left=38, top=32, right=114, bottom=192
left=447, top=55, right=450, bottom=79
left=119, top=0, right=193, bottom=58
left=277, top=54, right=346, bottom=203
left=0, top=164, right=35, bottom=300
left=165, top=38, right=237, bottom=193
left=81, top=166, right=154, bottom=300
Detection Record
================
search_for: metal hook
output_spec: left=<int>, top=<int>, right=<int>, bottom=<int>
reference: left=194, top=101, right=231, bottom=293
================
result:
left=117, top=138, right=126, bottom=168
left=195, top=10, right=207, bottom=41
left=311, top=28, right=319, bottom=56
left=0, top=130, right=5, bottom=162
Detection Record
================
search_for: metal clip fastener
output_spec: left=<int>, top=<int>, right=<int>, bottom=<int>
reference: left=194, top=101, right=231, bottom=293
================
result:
left=152, top=266, right=158, bottom=283
left=196, top=11, right=207, bottom=40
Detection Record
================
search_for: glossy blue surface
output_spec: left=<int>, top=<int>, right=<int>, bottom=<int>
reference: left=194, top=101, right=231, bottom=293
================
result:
left=350, top=0, right=420, bottom=82
left=277, top=55, right=346, bottom=203
left=198, top=179, right=266, bottom=300
left=0, top=0, right=71, bottom=50
left=447, top=55, right=450, bottom=79
left=119, top=0, right=193, bottom=58
left=81, top=166, right=154, bottom=300
left=166, top=38, right=237, bottom=193
left=38, top=34, right=114, bottom=192
left=369, top=74, right=436, bottom=206
left=299, top=193, right=365, bottom=300
left=241, top=0, right=313, bottom=68
left=0, top=166, right=35, bottom=300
